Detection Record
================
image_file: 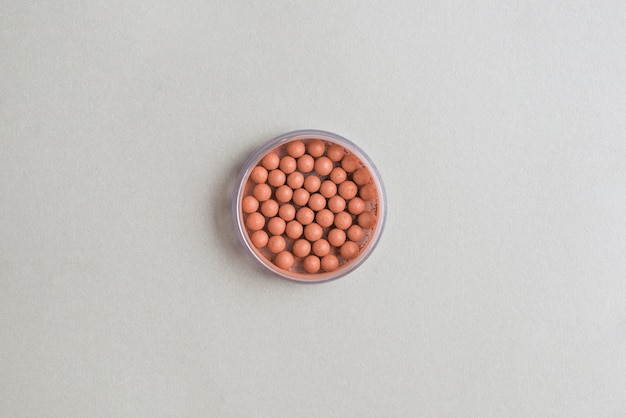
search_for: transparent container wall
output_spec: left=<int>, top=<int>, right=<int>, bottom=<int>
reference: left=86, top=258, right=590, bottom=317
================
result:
left=233, top=130, right=387, bottom=283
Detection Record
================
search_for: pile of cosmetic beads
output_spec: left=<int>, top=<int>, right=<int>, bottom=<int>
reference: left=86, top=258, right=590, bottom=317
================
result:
left=240, top=137, right=380, bottom=278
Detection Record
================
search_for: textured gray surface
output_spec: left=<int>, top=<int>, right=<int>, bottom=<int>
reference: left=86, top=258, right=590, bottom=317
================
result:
left=2, top=1, right=625, bottom=416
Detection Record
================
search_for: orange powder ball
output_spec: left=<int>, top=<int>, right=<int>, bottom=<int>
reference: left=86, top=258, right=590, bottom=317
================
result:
left=303, top=255, right=321, bottom=273
left=268, top=235, right=286, bottom=253
left=267, top=217, right=286, bottom=235
left=242, top=196, right=259, bottom=214
left=321, top=254, right=339, bottom=272
left=334, top=211, right=353, bottom=230
left=319, top=180, right=337, bottom=198
left=286, top=140, right=306, bottom=158
left=340, top=241, right=360, bottom=260
left=359, top=184, right=377, bottom=201
left=267, top=169, right=286, bottom=187
left=250, top=230, right=269, bottom=248
left=260, top=199, right=279, bottom=217
left=261, top=153, right=280, bottom=170
left=275, top=185, right=293, bottom=203
left=250, top=166, right=268, bottom=184
left=327, top=195, right=346, bottom=213
left=328, top=228, right=347, bottom=247
left=285, top=220, right=303, bottom=239
left=327, top=144, right=345, bottom=162
left=292, top=188, right=310, bottom=206
left=292, top=239, right=311, bottom=258
left=279, top=156, right=297, bottom=174
left=307, top=139, right=325, bottom=157
left=352, top=167, right=371, bottom=186
left=304, top=223, right=323, bottom=242
left=330, top=167, right=347, bottom=184
left=315, top=209, right=334, bottom=228
left=274, top=251, right=294, bottom=270
left=312, top=239, right=330, bottom=257
left=303, top=175, right=321, bottom=193
left=253, top=184, right=272, bottom=202
left=308, top=193, right=326, bottom=211
left=246, top=212, right=265, bottom=231
left=347, top=224, right=365, bottom=243
left=358, top=212, right=377, bottom=229
left=287, top=172, right=304, bottom=189
left=296, top=207, right=315, bottom=225
left=341, top=154, right=360, bottom=173
left=347, top=197, right=365, bottom=215
left=297, top=154, right=315, bottom=173
left=314, top=157, right=333, bottom=176
left=338, top=181, right=358, bottom=200
left=278, top=204, right=296, bottom=221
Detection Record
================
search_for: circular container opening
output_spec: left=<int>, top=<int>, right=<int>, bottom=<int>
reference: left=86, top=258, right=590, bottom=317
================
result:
left=232, top=130, right=386, bottom=283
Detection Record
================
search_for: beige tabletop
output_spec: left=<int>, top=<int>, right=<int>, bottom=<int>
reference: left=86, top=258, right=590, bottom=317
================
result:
left=2, top=1, right=625, bottom=416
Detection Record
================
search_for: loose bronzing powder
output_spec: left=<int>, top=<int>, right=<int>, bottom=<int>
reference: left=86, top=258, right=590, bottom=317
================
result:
left=233, top=130, right=386, bottom=282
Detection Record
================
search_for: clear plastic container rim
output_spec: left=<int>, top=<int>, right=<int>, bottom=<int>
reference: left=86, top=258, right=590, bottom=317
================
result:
left=231, top=129, right=387, bottom=283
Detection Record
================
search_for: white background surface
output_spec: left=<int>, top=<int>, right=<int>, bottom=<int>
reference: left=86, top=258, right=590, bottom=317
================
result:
left=2, top=1, right=625, bottom=416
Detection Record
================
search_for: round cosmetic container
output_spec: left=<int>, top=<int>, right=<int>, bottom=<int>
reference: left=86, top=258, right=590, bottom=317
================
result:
left=233, top=130, right=386, bottom=283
